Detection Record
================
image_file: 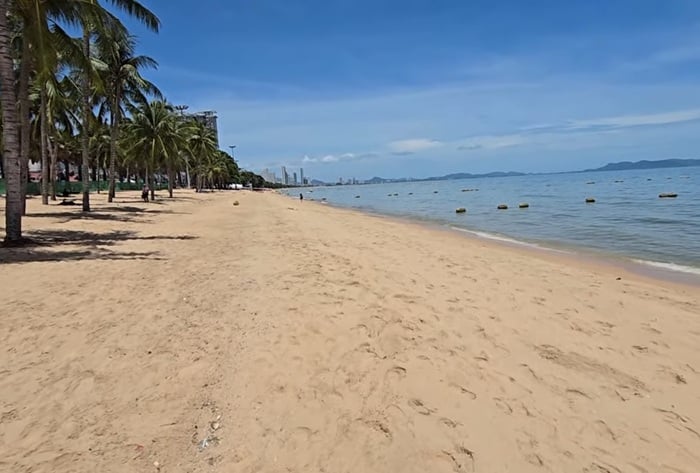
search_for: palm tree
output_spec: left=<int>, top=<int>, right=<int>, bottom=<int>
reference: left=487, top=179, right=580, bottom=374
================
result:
left=122, top=99, right=185, bottom=200
left=96, top=28, right=158, bottom=202
left=78, top=0, right=159, bottom=211
left=186, top=119, right=219, bottom=192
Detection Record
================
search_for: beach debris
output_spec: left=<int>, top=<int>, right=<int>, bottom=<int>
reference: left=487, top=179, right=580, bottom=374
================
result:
left=497, top=204, right=508, bottom=210
left=519, top=203, right=529, bottom=208
left=198, top=415, right=222, bottom=451
left=455, top=208, right=467, bottom=214
left=233, top=201, right=239, bottom=206
left=153, top=461, right=161, bottom=470
left=659, top=193, right=678, bottom=198
left=585, top=198, right=596, bottom=203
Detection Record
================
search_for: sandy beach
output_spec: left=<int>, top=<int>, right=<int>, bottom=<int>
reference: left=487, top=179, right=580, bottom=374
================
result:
left=1, top=190, right=699, bottom=473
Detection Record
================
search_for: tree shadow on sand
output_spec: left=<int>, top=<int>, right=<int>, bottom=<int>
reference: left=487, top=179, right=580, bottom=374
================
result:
left=0, top=229, right=197, bottom=264
left=27, top=206, right=184, bottom=224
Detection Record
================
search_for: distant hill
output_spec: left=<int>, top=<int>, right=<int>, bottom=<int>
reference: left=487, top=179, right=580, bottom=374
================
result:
left=434, top=171, right=526, bottom=180
left=361, top=171, right=525, bottom=185
left=585, top=158, right=700, bottom=172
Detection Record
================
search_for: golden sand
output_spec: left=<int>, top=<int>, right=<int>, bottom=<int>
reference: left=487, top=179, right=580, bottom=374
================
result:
left=1, top=190, right=699, bottom=472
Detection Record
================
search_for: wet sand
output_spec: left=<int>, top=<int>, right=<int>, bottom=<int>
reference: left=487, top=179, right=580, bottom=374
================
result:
left=1, top=190, right=699, bottom=472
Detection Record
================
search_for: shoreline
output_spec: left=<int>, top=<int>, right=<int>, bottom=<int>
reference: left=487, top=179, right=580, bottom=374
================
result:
left=301, top=193, right=700, bottom=289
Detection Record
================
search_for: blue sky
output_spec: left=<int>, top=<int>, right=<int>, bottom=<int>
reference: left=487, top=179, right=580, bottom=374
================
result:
left=123, top=0, right=700, bottom=181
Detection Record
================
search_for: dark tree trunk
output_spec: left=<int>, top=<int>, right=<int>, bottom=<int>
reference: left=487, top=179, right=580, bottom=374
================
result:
left=81, top=28, right=91, bottom=211
left=19, top=36, right=30, bottom=216
left=0, top=0, right=24, bottom=242
left=167, top=166, right=173, bottom=198
left=48, top=139, right=57, bottom=201
left=107, top=87, right=120, bottom=202
left=40, top=87, right=49, bottom=205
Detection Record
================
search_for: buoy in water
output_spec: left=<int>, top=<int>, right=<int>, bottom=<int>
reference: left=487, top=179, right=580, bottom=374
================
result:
left=659, top=193, right=678, bottom=198
left=393, top=193, right=399, bottom=196
left=586, top=181, right=595, bottom=185
left=355, top=195, right=360, bottom=198
left=408, top=192, right=413, bottom=195
left=519, top=203, right=529, bottom=208
left=585, top=198, right=596, bottom=203
left=455, top=207, right=466, bottom=214
left=433, top=191, right=439, bottom=194
left=497, top=204, right=508, bottom=210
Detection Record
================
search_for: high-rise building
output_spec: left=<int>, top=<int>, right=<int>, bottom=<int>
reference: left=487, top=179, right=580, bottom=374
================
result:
left=293, top=172, right=298, bottom=186
left=189, top=111, right=219, bottom=146
left=261, top=168, right=277, bottom=183
left=300, top=168, right=305, bottom=186
left=282, top=166, right=289, bottom=185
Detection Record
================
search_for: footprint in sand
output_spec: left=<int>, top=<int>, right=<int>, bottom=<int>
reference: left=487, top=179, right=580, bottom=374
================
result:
left=408, top=398, right=434, bottom=415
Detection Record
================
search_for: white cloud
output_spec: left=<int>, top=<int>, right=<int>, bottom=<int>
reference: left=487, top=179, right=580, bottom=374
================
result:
left=456, top=134, right=530, bottom=151
left=299, top=152, right=376, bottom=165
left=387, top=138, right=443, bottom=155
left=568, top=108, right=700, bottom=130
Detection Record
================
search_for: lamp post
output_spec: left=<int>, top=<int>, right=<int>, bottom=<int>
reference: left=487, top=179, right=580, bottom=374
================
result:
left=229, top=145, right=236, bottom=159
left=175, top=105, right=191, bottom=189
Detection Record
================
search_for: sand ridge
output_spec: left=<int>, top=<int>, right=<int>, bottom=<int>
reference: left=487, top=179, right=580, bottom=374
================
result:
left=1, top=190, right=699, bottom=472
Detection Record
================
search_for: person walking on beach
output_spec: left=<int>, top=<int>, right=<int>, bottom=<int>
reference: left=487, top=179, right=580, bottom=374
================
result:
left=299, top=193, right=304, bottom=201
left=142, top=184, right=150, bottom=203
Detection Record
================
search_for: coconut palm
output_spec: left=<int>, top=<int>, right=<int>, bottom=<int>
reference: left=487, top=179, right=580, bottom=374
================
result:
left=78, top=0, right=159, bottom=211
left=122, top=99, right=186, bottom=200
left=186, top=119, right=219, bottom=192
left=95, top=28, right=159, bottom=202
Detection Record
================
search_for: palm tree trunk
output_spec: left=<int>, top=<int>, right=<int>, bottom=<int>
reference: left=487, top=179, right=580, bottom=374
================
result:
left=0, top=0, right=24, bottom=242
left=167, top=166, right=173, bottom=198
left=19, top=37, right=30, bottom=216
left=40, top=86, right=49, bottom=205
left=81, top=27, right=91, bottom=211
left=48, top=138, right=57, bottom=201
left=107, top=87, right=120, bottom=202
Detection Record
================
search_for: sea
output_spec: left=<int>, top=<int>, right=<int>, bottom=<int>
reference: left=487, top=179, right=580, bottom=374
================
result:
left=284, top=166, right=700, bottom=281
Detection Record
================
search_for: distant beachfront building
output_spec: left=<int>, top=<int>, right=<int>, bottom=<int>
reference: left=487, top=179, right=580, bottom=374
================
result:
left=293, top=172, right=298, bottom=186
left=189, top=111, right=219, bottom=146
left=261, top=168, right=277, bottom=183
left=282, top=166, right=289, bottom=185
left=300, top=168, right=304, bottom=186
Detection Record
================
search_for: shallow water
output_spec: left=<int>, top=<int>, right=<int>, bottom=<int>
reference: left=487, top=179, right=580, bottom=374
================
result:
left=288, top=167, right=700, bottom=274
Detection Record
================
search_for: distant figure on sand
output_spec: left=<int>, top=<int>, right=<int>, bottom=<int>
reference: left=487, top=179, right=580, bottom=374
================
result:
left=142, top=184, right=150, bottom=203
left=300, top=193, right=304, bottom=201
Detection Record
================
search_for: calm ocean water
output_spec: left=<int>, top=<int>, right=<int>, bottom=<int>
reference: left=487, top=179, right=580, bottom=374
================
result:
left=285, top=166, right=700, bottom=276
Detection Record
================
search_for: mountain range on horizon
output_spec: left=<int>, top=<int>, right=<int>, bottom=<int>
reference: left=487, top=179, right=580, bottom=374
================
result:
left=319, top=158, right=700, bottom=185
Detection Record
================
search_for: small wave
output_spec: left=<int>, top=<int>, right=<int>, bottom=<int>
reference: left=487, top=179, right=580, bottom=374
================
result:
left=450, top=227, right=569, bottom=253
left=632, top=259, right=700, bottom=276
